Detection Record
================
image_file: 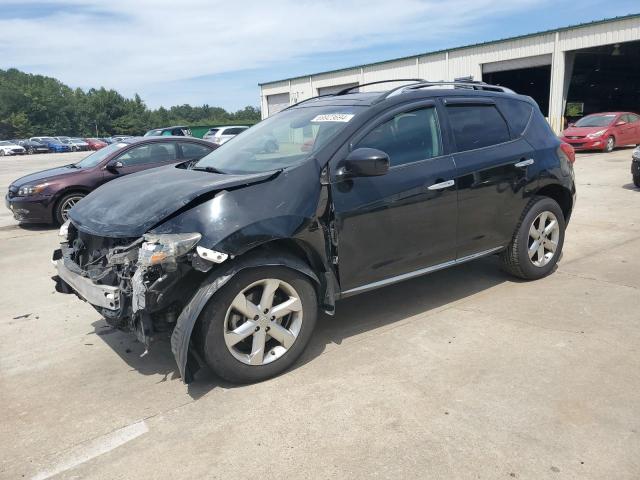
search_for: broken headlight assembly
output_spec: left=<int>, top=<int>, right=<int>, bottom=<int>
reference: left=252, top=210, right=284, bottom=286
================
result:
left=138, top=232, right=202, bottom=269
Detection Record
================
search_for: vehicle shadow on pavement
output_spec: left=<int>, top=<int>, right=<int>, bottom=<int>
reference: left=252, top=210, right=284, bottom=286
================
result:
left=0, top=223, right=58, bottom=232
left=298, top=255, right=512, bottom=369
left=622, top=183, right=639, bottom=191
left=92, top=255, right=514, bottom=398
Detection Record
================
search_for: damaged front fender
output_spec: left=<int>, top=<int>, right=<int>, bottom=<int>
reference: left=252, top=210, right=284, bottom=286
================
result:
left=171, top=250, right=320, bottom=383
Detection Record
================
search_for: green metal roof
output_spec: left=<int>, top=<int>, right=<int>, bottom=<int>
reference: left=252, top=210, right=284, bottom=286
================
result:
left=259, top=13, right=640, bottom=86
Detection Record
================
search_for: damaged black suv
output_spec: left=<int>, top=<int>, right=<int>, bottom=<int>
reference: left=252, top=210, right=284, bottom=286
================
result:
left=53, top=80, right=576, bottom=383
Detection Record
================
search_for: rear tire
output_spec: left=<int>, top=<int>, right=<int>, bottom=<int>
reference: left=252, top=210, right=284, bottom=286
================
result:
left=604, top=136, right=615, bottom=152
left=27, top=147, right=34, bottom=155
left=501, top=196, right=565, bottom=280
left=198, top=266, right=317, bottom=384
left=633, top=174, right=640, bottom=188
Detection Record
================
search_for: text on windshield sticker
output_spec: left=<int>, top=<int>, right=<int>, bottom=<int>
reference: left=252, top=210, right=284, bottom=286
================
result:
left=311, top=113, right=355, bottom=123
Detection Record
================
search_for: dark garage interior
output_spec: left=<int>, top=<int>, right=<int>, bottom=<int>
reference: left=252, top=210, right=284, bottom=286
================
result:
left=483, top=65, right=551, bottom=116
left=566, top=40, right=640, bottom=119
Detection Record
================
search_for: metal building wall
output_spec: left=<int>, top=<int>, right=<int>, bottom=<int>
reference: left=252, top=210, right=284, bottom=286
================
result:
left=260, top=15, right=640, bottom=131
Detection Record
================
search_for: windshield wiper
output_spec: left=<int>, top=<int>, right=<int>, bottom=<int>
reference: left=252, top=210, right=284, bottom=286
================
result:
left=191, top=166, right=226, bottom=174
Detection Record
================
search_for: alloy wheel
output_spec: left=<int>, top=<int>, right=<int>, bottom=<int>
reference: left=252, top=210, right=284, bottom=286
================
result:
left=606, top=137, right=615, bottom=152
left=224, top=278, right=303, bottom=366
left=60, top=195, right=84, bottom=222
left=528, top=211, right=560, bottom=267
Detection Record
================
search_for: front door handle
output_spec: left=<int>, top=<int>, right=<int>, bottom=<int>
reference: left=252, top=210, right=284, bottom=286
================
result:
left=428, top=179, right=455, bottom=190
left=514, top=158, right=535, bottom=168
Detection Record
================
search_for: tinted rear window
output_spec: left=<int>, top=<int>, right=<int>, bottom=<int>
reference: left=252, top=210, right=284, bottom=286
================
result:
left=447, top=104, right=511, bottom=151
left=224, top=127, right=246, bottom=135
left=497, top=99, right=533, bottom=137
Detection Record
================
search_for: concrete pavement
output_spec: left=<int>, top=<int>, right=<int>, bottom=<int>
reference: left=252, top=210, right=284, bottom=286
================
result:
left=1, top=149, right=639, bottom=479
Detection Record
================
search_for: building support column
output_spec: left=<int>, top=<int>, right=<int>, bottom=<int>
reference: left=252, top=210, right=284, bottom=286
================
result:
left=548, top=32, right=568, bottom=134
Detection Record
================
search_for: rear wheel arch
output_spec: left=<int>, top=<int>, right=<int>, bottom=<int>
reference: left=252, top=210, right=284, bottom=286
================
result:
left=534, top=184, right=573, bottom=223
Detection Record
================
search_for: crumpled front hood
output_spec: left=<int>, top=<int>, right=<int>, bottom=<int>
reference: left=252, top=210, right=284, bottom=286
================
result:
left=11, top=165, right=79, bottom=188
left=69, top=164, right=276, bottom=237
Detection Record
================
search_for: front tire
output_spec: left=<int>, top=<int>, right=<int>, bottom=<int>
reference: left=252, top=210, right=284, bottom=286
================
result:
left=501, top=196, right=565, bottom=280
left=604, top=136, right=615, bottom=152
left=27, top=147, right=34, bottom=155
left=633, top=173, right=640, bottom=188
left=198, top=266, right=317, bottom=384
left=54, top=192, right=85, bottom=225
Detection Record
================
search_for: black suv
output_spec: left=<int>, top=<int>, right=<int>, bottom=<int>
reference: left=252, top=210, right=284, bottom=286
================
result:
left=52, top=80, right=576, bottom=384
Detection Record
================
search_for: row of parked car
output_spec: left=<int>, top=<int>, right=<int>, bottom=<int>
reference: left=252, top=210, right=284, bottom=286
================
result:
left=1, top=124, right=253, bottom=156
left=0, top=136, right=135, bottom=156
left=143, top=125, right=250, bottom=147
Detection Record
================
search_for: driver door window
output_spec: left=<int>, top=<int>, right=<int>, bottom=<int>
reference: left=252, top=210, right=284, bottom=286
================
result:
left=117, top=143, right=177, bottom=166
left=356, top=108, right=442, bottom=166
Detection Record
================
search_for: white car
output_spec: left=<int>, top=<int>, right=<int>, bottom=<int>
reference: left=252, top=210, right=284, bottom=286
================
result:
left=67, top=138, right=90, bottom=151
left=0, top=141, right=26, bottom=156
left=202, top=126, right=249, bottom=145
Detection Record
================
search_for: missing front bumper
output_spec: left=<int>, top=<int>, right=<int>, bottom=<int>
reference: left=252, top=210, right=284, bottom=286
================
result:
left=54, top=258, right=121, bottom=310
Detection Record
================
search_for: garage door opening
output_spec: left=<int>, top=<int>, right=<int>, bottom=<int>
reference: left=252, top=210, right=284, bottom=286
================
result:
left=482, top=65, right=551, bottom=116
left=266, top=93, right=290, bottom=116
left=317, top=83, right=359, bottom=96
left=565, top=40, right=640, bottom=122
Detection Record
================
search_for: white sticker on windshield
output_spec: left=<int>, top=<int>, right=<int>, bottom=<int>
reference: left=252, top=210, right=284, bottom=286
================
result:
left=311, top=113, right=355, bottom=123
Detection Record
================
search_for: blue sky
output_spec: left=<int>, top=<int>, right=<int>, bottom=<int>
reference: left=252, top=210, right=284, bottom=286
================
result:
left=0, top=0, right=638, bottom=111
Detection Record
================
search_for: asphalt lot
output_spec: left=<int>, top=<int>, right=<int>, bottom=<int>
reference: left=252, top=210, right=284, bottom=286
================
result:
left=1, top=149, right=639, bottom=479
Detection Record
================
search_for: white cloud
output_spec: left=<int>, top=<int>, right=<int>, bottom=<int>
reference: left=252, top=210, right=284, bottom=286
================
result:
left=0, top=0, right=543, bottom=105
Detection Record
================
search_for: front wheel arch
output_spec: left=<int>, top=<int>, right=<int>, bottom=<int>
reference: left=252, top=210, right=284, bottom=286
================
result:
left=171, top=249, right=321, bottom=383
left=52, top=188, right=90, bottom=224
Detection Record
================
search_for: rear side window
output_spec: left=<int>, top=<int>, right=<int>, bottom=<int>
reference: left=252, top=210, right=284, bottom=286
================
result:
left=496, top=99, right=533, bottom=137
left=179, top=142, right=212, bottom=159
left=356, top=107, right=442, bottom=167
left=628, top=114, right=640, bottom=123
left=447, top=104, right=511, bottom=151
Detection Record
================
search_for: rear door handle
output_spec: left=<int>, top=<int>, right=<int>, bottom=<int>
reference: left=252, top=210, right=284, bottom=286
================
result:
left=514, top=158, right=535, bottom=168
left=427, top=179, right=455, bottom=190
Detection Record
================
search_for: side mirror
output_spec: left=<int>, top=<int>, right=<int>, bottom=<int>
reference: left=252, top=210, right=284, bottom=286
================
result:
left=615, top=120, right=626, bottom=126
left=339, top=148, right=390, bottom=178
left=568, top=123, right=575, bottom=127
left=106, top=160, right=123, bottom=172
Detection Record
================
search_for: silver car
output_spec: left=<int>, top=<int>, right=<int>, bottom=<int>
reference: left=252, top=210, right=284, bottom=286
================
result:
left=203, top=125, right=249, bottom=146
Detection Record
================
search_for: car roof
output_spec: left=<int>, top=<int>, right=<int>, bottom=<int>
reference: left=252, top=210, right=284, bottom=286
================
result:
left=287, top=87, right=533, bottom=111
left=121, top=136, right=214, bottom=145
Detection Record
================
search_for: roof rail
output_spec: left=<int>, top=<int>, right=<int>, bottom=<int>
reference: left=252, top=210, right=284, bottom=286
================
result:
left=374, top=80, right=515, bottom=103
left=336, top=79, right=426, bottom=95
left=281, top=93, right=335, bottom=112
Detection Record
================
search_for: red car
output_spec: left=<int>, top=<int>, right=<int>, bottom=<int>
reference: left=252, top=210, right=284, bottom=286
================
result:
left=85, top=138, right=108, bottom=150
left=561, top=112, right=640, bottom=152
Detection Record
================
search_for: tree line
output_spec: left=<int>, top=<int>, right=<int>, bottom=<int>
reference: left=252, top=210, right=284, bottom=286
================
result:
left=0, top=68, right=261, bottom=138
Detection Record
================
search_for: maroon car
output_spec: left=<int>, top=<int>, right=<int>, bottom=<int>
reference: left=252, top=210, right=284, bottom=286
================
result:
left=560, top=112, right=640, bottom=152
left=6, top=136, right=217, bottom=225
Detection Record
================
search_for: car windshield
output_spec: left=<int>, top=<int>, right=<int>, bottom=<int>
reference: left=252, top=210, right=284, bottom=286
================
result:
left=575, top=114, right=616, bottom=127
left=74, top=142, right=128, bottom=168
left=195, top=105, right=366, bottom=174
left=0, top=141, right=10, bottom=146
